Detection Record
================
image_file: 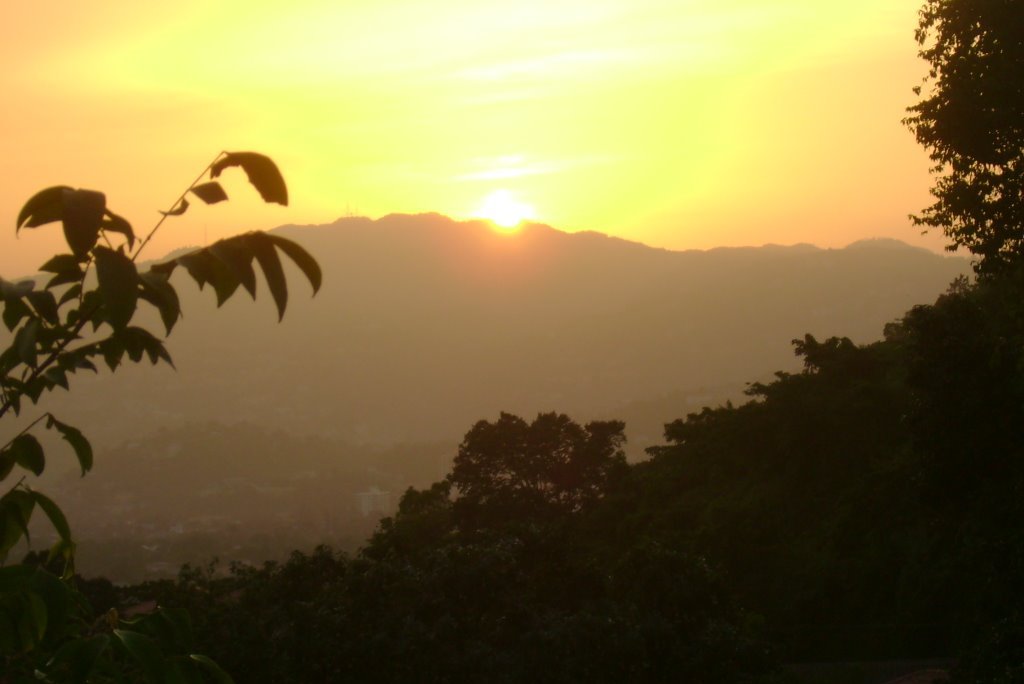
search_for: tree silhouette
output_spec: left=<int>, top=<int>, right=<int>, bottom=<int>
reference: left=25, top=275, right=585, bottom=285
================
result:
left=905, top=0, right=1024, bottom=274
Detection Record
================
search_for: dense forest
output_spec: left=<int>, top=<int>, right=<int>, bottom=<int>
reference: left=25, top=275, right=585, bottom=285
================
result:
left=3, top=0, right=1024, bottom=681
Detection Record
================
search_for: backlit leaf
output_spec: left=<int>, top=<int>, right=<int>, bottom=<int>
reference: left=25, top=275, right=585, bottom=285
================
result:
left=159, top=197, right=189, bottom=217
left=61, top=189, right=106, bottom=259
left=250, top=233, right=288, bottom=320
left=102, top=210, right=135, bottom=250
left=211, top=152, right=288, bottom=205
left=190, top=182, right=228, bottom=205
left=94, top=246, right=139, bottom=330
left=210, top=239, right=257, bottom=299
left=16, top=186, right=73, bottom=230
left=10, top=434, right=45, bottom=476
left=14, top=319, right=40, bottom=368
left=30, top=490, right=71, bottom=542
left=47, top=416, right=93, bottom=475
left=268, top=234, right=322, bottom=294
left=140, top=270, right=182, bottom=334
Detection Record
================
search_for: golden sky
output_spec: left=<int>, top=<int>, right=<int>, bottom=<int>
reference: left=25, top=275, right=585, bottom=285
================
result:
left=0, top=0, right=941, bottom=276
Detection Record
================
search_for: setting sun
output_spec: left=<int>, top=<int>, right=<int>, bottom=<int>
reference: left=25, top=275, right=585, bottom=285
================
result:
left=476, top=189, right=536, bottom=229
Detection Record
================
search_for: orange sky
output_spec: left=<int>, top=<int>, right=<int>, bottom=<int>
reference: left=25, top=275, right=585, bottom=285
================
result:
left=0, top=1, right=944, bottom=276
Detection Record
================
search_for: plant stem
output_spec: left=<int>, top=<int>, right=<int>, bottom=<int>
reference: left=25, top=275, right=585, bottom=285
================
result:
left=132, top=150, right=226, bottom=263
left=0, top=413, right=50, bottom=452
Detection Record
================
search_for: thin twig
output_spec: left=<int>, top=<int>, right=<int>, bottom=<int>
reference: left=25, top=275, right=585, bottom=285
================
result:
left=133, top=150, right=226, bottom=263
left=0, top=413, right=51, bottom=452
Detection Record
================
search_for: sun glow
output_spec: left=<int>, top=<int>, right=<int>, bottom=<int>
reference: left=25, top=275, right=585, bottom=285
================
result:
left=476, top=190, right=536, bottom=230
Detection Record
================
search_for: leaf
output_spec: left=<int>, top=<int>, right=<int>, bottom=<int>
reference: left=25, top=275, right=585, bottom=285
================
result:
left=94, top=246, right=139, bottom=330
left=189, top=654, right=235, bottom=684
left=159, top=198, right=190, bottom=217
left=10, top=434, right=45, bottom=476
left=210, top=239, right=257, bottom=299
left=47, top=416, right=93, bottom=475
left=14, top=319, right=41, bottom=368
left=29, top=491, right=71, bottom=542
left=0, top=490, right=36, bottom=557
left=26, top=291, right=59, bottom=325
left=39, top=254, right=80, bottom=275
left=100, top=334, right=125, bottom=372
left=43, top=367, right=69, bottom=391
left=0, top=278, right=35, bottom=301
left=47, top=634, right=110, bottom=680
left=268, top=234, right=322, bottom=294
left=61, top=189, right=106, bottom=259
left=0, top=450, right=14, bottom=481
left=190, top=182, right=228, bottom=205
left=57, top=284, right=83, bottom=307
left=113, top=629, right=167, bottom=681
left=16, top=186, right=73, bottom=230
left=250, top=234, right=288, bottom=320
left=2, top=297, right=31, bottom=332
left=211, top=152, right=288, bottom=205
left=139, top=270, right=182, bottom=334
left=102, top=210, right=135, bottom=250
left=179, top=250, right=239, bottom=304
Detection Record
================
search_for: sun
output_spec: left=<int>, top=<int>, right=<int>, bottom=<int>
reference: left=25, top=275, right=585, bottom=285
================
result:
left=476, top=189, right=535, bottom=230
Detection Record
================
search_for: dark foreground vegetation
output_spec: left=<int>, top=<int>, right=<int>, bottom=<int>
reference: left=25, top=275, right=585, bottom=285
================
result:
left=80, top=267, right=1022, bottom=683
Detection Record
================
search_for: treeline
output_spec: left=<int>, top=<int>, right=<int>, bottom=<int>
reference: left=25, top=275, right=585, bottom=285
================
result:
left=82, top=269, right=1024, bottom=682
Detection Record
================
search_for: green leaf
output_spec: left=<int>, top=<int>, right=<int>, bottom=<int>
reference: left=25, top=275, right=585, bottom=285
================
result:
left=47, top=634, right=110, bottom=681
left=189, top=654, right=235, bottom=684
left=10, top=434, right=45, bottom=476
left=160, top=198, right=190, bottom=217
left=94, top=246, right=139, bottom=330
left=211, top=152, right=288, bottom=205
left=250, top=234, right=288, bottom=321
left=0, top=451, right=14, bottom=481
left=29, top=491, right=71, bottom=543
left=16, top=186, right=73, bottom=230
left=113, top=629, right=167, bottom=681
left=47, top=416, right=92, bottom=475
left=14, top=319, right=41, bottom=368
left=26, top=590, right=47, bottom=644
left=190, top=182, right=228, bottom=205
left=61, top=189, right=106, bottom=259
left=139, top=270, right=182, bottom=334
left=0, top=490, right=36, bottom=557
left=268, top=234, right=322, bottom=294
left=102, top=210, right=136, bottom=250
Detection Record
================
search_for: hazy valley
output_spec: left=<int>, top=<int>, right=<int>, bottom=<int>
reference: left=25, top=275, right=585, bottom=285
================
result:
left=32, top=213, right=970, bottom=580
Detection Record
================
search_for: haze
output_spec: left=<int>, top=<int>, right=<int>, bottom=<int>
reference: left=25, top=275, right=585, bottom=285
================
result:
left=1, top=0, right=940, bottom=276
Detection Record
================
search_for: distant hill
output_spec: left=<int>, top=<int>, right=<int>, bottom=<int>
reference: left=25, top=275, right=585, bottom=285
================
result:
left=40, top=213, right=969, bottom=454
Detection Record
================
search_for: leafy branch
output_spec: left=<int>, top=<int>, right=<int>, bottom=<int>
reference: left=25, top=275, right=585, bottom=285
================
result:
left=0, top=151, right=319, bottom=681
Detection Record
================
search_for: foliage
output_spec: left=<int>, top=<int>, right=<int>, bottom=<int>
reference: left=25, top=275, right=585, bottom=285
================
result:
left=905, top=0, right=1024, bottom=274
left=0, top=151, right=319, bottom=681
left=447, top=412, right=629, bottom=530
left=131, top=414, right=780, bottom=684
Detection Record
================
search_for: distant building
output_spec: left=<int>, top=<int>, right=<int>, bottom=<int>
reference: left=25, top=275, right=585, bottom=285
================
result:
left=354, top=487, right=392, bottom=517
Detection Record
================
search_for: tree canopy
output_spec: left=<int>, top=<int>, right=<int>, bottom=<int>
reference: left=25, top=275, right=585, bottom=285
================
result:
left=905, top=0, right=1024, bottom=274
